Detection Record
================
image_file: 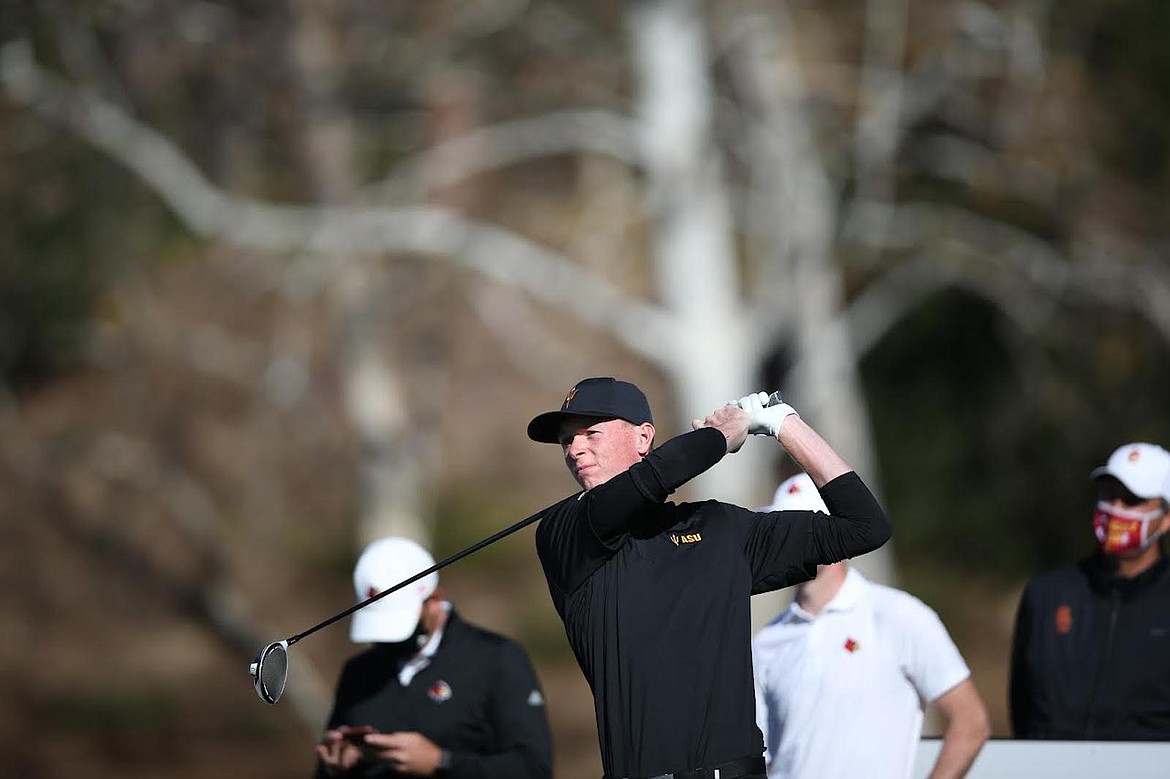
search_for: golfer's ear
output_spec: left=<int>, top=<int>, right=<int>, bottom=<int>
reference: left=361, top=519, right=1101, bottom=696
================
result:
left=636, top=422, right=655, bottom=456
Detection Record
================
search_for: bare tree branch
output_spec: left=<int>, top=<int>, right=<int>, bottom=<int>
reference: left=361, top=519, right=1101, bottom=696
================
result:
left=850, top=0, right=910, bottom=257
left=364, top=109, right=640, bottom=203
left=843, top=201, right=1170, bottom=351
left=0, top=39, right=677, bottom=363
left=465, top=282, right=597, bottom=389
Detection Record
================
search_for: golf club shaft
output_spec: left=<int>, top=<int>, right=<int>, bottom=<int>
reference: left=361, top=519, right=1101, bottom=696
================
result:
left=284, top=390, right=784, bottom=647
left=286, top=506, right=547, bottom=646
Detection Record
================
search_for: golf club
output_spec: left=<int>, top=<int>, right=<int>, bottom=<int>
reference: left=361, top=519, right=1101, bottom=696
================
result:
left=248, top=391, right=785, bottom=703
left=249, top=505, right=546, bottom=703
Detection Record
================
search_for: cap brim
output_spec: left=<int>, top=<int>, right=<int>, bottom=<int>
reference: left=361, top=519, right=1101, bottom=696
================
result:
left=527, top=410, right=619, bottom=443
left=1092, top=465, right=1162, bottom=500
left=349, top=599, right=424, bottom=643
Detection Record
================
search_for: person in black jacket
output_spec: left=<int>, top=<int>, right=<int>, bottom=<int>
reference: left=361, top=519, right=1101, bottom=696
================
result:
left=314, top=537, right=552, bottom=779
left=1010, top=442, right=1170, bottom=740
left=527, top=378, right=891, bottom=779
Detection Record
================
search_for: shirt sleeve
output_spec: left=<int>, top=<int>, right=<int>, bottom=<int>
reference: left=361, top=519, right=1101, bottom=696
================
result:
left=743, top=471, right=891, bottom=594
left=814, top=471, right=892, bottom=562
left=444, top=641, right=553, bottom=779
left=895, top=595, right=971, bottom=703
left=535, top=427, right=727, bottom=597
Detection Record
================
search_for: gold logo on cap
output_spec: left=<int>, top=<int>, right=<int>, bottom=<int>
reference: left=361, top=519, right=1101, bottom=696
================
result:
left=562, top=386, right=578, bottom=408
left=1128, top=448, right=1141, bottom=462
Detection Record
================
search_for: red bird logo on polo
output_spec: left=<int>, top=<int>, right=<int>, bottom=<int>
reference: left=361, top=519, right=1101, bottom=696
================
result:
left=843, top=638, right=860, bottom=653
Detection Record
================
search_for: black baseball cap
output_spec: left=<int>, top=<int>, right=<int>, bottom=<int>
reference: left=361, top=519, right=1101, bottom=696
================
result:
left=527, top=377, right=653, bottom=443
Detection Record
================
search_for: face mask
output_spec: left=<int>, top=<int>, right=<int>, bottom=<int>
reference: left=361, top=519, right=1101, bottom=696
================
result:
left=1093, top=501, right=1165, bottom=554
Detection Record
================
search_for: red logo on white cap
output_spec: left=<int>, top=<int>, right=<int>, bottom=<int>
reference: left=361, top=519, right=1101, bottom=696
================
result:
left=787, top=482, right=801, bottom=495
left=1128, top=448, right=1142, bottom=462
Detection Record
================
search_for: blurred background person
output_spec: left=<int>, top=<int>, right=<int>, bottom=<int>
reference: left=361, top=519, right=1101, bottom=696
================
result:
left=314, top=537, right=552, bottom=779
left=752, top=473, right=989, bottom=779
left=1010, top=442, right=1170, bottom=740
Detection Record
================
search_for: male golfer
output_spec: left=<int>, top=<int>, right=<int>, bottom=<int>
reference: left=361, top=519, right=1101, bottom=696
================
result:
left=528, top=377, right=891, bottom=779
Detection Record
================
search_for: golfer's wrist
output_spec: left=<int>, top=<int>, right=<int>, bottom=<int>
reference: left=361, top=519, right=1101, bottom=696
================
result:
left=435, top=748, right=453, bottom=775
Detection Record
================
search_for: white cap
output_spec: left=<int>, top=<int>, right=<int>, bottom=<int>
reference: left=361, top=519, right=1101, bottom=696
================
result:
left=350, top=537, right=438, bottom=644
left=761, top=472, right=828, bottom=513
left=1091, top=442, right=1170, bottom=503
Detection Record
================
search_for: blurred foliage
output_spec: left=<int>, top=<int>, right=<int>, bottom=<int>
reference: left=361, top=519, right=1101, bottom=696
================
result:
left=863, top=289, right=1170, bottom=578
left=0, top=0, right=1166, bottom=594
left=31, top=688, right=178, bottom=735
left=0, top=115, right=168, bottom=387
left=1057, top=0, right=1170, bottom=189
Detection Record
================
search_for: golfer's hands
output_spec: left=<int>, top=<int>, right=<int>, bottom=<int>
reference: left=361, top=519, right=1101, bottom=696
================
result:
left=366, top=731, right=444, bottom=776
left=734, top=391, right=798, bottom=438
left=692, top=403, right=750, bottom=453
left=317, top=725, right=375, bottom=774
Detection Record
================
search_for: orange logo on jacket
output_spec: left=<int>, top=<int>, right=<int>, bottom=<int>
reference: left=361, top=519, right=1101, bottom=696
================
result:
left=1054, top=605, right=1073, bottom=635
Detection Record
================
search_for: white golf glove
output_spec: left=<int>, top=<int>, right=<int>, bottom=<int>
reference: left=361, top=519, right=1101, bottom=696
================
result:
left=734, top=391, right=798, bottom=437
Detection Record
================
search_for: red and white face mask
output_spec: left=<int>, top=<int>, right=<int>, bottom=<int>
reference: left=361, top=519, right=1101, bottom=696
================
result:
left=1093, top=501, right=1166, bottom=555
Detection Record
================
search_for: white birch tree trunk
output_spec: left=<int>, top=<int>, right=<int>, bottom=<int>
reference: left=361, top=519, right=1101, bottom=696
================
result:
left=724, top=4, right=894, bottom=587
left=289, top=1, right=428, bottom=548
left=628, top=0, right=770, bottom=509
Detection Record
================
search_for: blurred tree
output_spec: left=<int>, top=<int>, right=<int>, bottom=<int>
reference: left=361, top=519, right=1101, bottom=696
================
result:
left=2, top=0, right=1169, bottom=642
left=2, top=2, right=1170, bottom=774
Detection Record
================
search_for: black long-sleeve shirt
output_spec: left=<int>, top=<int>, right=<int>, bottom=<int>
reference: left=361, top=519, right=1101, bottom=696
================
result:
left=535, top=427, right=891, bottom=778
left=314, top=609, right=552, bottom=779
left=1010, top=549, right=1170, bottom=740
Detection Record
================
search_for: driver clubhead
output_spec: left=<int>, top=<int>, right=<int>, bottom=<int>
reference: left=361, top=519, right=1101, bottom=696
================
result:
left=249, top=640, right=289, bottom=704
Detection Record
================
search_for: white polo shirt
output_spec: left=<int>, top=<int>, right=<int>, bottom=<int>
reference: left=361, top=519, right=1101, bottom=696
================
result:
left=752, top=568, right=970, bottom=779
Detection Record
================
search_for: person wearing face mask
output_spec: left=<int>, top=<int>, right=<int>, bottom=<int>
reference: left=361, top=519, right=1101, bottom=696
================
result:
left=314, top=537, right=552, bottom=778
left=1010, top=442, right=1170, bottom=740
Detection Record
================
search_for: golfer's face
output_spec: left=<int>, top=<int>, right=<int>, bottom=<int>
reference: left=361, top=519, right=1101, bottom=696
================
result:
left=557, top=417, right=648, bottom=490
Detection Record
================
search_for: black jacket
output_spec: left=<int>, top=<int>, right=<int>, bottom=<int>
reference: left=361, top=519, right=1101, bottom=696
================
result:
left=1010, top=548, right=1170, bottom=740
left=314, top=609, right=552, bottom=779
